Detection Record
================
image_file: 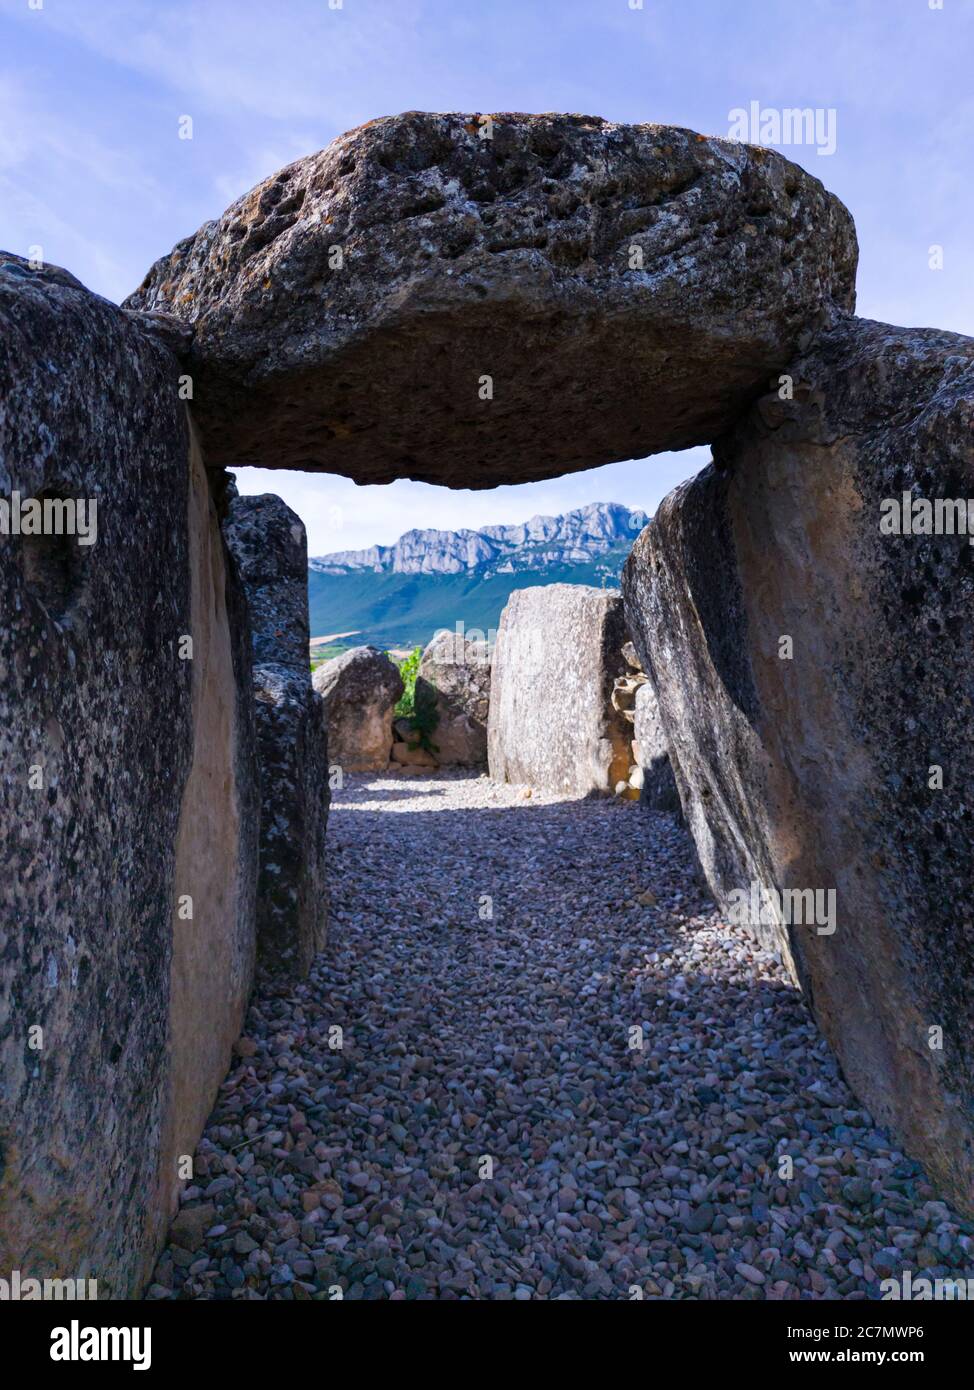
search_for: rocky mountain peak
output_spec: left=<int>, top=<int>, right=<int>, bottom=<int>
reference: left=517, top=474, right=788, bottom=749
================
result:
left=308, top=502, right=649, bottom=576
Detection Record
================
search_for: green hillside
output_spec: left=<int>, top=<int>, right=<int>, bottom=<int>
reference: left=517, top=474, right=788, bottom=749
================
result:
left=307, top=551, right=627, bottom=651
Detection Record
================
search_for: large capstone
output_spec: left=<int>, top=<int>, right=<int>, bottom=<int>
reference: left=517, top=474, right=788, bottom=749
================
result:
left=313, top=645, right=404, bottom=772
left=223, top=493, right=329, bottom=977
left=0, top=254, right=259, bottom=1294
left=417, top=629, right=491, bottom=766
left=488, top=584, right=632, bottom=795
left=623, top=316, right=974, bottom=1214
left=124, top=111, right=857, bottom=487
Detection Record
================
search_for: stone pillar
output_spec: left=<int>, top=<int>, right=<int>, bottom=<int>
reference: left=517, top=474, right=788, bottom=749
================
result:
left=488, top=584, right=632, bottom=796
left=0, top=256, right=258, bottom=1295
left=223, top=493, right=329, bottom=977
left=623, top=317, right=974, bottom=1214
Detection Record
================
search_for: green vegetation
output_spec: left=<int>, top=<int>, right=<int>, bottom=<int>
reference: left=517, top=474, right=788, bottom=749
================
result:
left=391, top=645, right=439, bottom=754
left=309, top=642, right=352, bottom=673
left=393, top=646, right=422, bottom=717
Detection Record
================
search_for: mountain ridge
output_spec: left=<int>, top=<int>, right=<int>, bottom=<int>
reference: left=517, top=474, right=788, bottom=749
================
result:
left=309, top=501, right=648, bottom=577
left=307, top=502, right=650, bottom=651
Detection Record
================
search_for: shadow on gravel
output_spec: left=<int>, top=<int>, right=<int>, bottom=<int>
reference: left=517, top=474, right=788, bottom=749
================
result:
left=145, top=782, right=974, bottom=1302
left=340, top=783, right=452, bottom=802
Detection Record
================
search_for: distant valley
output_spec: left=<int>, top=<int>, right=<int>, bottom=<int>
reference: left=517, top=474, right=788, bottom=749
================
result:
left=307, top=502, right=648, bottom=651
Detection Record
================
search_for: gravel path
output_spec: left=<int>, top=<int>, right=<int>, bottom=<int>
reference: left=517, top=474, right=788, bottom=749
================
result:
left=149, top=771, right=974, bottom=1300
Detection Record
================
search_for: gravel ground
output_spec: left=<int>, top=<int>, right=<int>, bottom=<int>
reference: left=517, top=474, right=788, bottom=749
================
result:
left=148, top=771, right=974, bottom=1300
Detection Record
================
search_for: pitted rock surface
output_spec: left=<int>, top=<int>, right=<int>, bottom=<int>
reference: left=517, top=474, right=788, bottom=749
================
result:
left=417, top=629, right=491, bottom=766
left=125, top=111, right=857, bottom=486
left=313, top=645, right=404, bottom=772
left=250, top=665, right=329, bottom=977
left=488, top=584, right=632, bottom=795
left=223, top=493, right=311, bottom=667
left=0, top=254, right=258, bottom=1293
left=224, top=493, right=329, bottom=978
left=623, top=316, right=974, bottom=1215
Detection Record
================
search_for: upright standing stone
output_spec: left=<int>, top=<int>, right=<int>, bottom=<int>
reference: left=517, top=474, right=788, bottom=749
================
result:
left=417, top=629, right=491, bottom=766
left=623, top=316, right=974, bottom=1214
left=0, top=255, right=258, bottom=1295
left=223, top=493, right=329, bottom=977
left=313, top=646, right=404, bottom=772
left=488, top=585, right=631, bottom=795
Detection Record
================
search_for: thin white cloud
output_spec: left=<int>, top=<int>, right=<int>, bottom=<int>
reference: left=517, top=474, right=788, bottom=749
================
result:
left=0, top=73, right=162, bottom=200
left=212, top=134, right=322, bottom=206
left=234, top=449, right=709, bottom=556
left=3, top=0, right=971, bottom=528
left=0, top=73, right=167, bottom=296
left=10, top=0, right=426, bottom=124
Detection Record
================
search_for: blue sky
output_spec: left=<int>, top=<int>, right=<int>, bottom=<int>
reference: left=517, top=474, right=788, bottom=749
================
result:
left=2, top=0, right=971, bottom=553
